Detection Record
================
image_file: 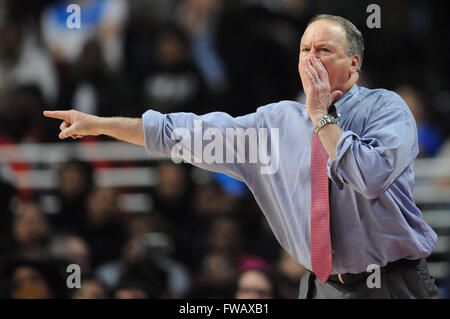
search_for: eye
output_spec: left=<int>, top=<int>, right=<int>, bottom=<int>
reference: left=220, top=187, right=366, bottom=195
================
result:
left=301, top=48, right=310, bottom=52
left=320, top=48, right=330, bottom=52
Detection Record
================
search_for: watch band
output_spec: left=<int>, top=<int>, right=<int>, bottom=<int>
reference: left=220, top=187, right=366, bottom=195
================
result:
left=313, top=114, right=337, bottom=134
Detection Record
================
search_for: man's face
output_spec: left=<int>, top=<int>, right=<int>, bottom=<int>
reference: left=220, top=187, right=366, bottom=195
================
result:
left=299, top=19, right=357, bottom=93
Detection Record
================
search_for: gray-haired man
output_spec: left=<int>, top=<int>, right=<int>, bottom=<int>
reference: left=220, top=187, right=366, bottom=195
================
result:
left=44, top=15, right=439, bottom=298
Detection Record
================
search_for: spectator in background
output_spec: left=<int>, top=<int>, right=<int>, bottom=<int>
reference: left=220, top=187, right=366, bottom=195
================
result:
left=52, top=159, right=94, bottom=233
left=141, top=24, right=209, bottom=114
left=95, top=234, right=143, bottom=291
left=192, top=181, right=240, bottom=219
left=177, top=0, right=228, bottom=94
left=8, top=199, right=51, bottom=260
left=206, top=216, right=246, bottom=262
left=96, top=213, right=191, bottom=298
left=151, top=162, right=196, bottom=268
left=41, top=0, right=128, bottom=72
left=214, top=2, right=300, bottom=115
left=114, top=280, right=151, bottom=299
left=275, top=250, right=306, bottom=299
left=396, top=84, right=444, bottom=157
left=57, top=39, right=138, bottom=118
left=276, top=0, right=313, bottom=24
left=126, top=212, right=169, bottom=241
left=0, top=85, right=48, bottom=143
left=235, top=266, right=279, bottom=299
left=179, top=180, right=242, bottom=271
left=205, top=173, right=281, bottom=262
left=78, top=187, right=128, bottom=269
left=49, top=235, right=92, bottom=277
left=0, top=18, right=58, bottom=104
left=136, top=232, right=192, bottom=298
left=71, top=278, right=108, bottom=299
left=114, top=257, right=169, bottom=299
left=153, top=162, right=192, bottom=222
left=122, top=12, right=158, bottom=87
left=188, top=216, right=268, bottom=298
left=127, top=0, right=178, bottom=27
left=0, top=257, right=67, bottom=299
left=187, top=251, right=237, bottom=298
left=237, top=194, right=281, bottom=265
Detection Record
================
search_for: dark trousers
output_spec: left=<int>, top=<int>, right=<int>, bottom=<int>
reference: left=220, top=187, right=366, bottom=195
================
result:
left=298, top=258, right=440, bottom=299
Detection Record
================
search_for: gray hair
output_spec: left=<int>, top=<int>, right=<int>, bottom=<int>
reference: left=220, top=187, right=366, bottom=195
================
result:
left=308, top=14, right=365, bottom=72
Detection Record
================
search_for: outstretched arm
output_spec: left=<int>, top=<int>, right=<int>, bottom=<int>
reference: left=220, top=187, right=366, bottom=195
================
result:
left=45, top=108, right=263, bottom=182
left=43, top=110, right=145, bottom=146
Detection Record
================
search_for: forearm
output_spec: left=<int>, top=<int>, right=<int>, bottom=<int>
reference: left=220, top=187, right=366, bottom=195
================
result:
left=99, top=117, right=145, bottom=146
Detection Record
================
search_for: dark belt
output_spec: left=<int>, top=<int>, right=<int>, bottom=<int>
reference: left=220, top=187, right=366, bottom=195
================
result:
left=327, top=258, right=422, bottom=285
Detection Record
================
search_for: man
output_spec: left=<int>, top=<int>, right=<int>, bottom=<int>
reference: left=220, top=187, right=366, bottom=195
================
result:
left=44, top=15, right=439, bottom=298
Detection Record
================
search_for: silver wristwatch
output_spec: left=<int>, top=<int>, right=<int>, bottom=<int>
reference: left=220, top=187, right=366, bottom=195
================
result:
left=313, top=114, right=337, bottom=134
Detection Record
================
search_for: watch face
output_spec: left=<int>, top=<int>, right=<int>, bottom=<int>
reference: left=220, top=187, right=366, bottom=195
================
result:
left=314, top=114, right=337, bottom=133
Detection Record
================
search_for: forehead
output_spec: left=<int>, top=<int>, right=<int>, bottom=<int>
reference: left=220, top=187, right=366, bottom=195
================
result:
left=240, top=270, right=271, bottom=286
left=301, top=20, right=347, bottom=47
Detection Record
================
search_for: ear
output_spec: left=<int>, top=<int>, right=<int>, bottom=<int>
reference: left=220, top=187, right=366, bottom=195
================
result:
left=349, top=55, right=360, bottom=75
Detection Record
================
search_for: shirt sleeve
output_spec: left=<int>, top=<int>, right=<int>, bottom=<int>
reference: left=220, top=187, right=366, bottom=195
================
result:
left=142, top=109, right=260, bottom=182
left=327, top=94, right=418, bottom=199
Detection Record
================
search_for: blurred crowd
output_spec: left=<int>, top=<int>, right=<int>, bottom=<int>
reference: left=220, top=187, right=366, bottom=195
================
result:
left=0, top=159, right=307, bottom=298
left=0, top=0, right=449, bottom=298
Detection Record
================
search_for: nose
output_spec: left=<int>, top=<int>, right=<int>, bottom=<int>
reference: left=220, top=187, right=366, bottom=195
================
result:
left=308, top=48, right=320, bottom=59
left=300, top=48, right=319, bottom=62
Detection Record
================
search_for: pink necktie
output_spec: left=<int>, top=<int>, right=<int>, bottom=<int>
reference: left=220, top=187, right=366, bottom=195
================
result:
left=310, top=133, right=332, bottom=284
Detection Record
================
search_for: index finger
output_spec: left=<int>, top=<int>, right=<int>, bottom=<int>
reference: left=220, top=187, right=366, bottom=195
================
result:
left=311, top=56, right=328, bottom=80
left=306, top=58, right=320, bottom=80
left=43, top=110, right=70, bottom=121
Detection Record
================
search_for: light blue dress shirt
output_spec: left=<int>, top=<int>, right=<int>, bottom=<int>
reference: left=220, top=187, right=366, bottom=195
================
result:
left=142, top=84, right=437, bottom=274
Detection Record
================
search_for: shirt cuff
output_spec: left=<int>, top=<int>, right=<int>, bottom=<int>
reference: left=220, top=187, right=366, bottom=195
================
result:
left=142, top=109, right=167, bottom=157
left=327, top=130, right=357, bottom=189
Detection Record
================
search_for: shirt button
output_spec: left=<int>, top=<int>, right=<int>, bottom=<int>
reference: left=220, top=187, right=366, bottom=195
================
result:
left=332, top=250, right=336, bottom=254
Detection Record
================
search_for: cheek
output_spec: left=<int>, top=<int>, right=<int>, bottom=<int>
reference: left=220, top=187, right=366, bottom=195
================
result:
left=319, top=58, right=332, bottom=73
left=327, top=58, right=350, bottom=80
left=320, top=60, right=339, bottom=84
left=298, top=57, right=304, bottom=70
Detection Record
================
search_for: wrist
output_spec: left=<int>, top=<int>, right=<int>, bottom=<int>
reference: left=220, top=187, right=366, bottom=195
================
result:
left=95, top=116, right=109, bottom=136
left=310, top=112, right=327, bottom=125
left=313, top=114, right=338, bottom=134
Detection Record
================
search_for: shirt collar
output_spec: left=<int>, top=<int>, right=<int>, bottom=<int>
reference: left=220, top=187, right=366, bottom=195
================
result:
left=333, top=83, right=359, bottom=116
